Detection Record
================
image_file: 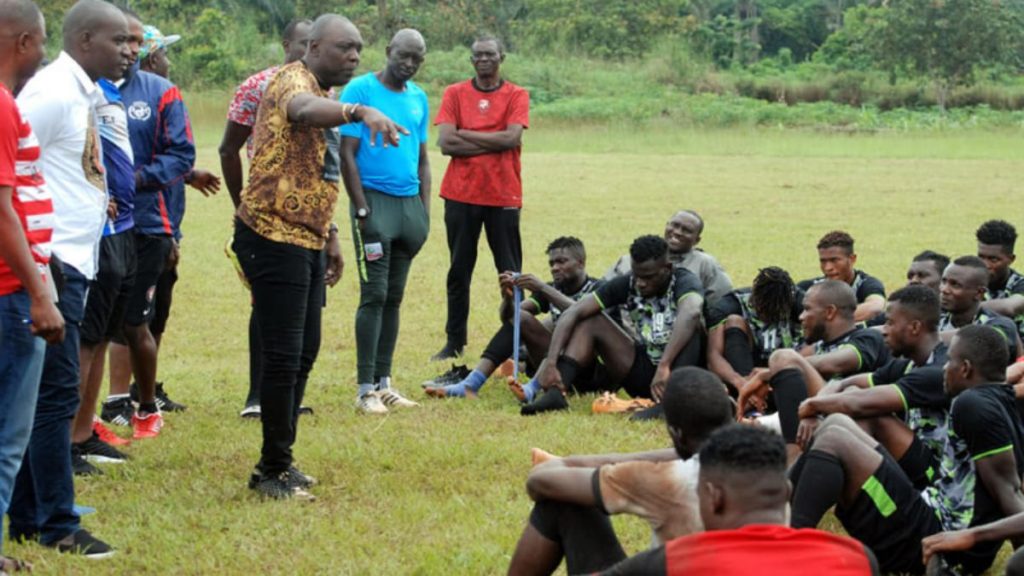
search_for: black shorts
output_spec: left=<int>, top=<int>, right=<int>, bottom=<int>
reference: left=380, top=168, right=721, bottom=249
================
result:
left=124, top=233, right=172, bottom=327
left=836, top=451, right=941, bottom=575
left=149, top=263, right=178, bottom=337
left=621, top=343, right=657, bottom=399
left=81, top=231, right=137, bottom=345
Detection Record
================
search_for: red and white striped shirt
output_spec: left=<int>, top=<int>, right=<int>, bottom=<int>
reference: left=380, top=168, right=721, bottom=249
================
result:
left=0, top=83, right=53, bottom=296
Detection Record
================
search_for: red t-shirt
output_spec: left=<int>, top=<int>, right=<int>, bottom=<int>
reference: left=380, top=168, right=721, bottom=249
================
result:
left=666, top=525, right=872, bottom=575
left=0, top=83, right=53, bottom=296
left=434, top=79, right=529, bottom=208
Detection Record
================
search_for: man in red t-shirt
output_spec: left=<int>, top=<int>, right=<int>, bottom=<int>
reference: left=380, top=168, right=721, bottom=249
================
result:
left=601, top=425, right=878, bottom=576
left=0, top=2, right=64, bottom=570
left=431, top=35, right=529, bottom=361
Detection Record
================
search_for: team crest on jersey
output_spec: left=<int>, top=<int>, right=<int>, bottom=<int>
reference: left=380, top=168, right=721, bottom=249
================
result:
left=478, top=99, right=490, bottom=113
left=128, top=101, right=152, bottom=121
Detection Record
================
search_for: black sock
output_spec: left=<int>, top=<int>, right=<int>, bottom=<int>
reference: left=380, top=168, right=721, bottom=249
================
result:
left=521, top=387, right=568, bottom=416
left=556, top=356, right=582, bottom=392
left=790, top=450, right=844, bottom=529
left=139, top=401, right=159, bottom=415
left=771, top=368, right=808, bottom=443
left=723, top=327, right=755, bottom=378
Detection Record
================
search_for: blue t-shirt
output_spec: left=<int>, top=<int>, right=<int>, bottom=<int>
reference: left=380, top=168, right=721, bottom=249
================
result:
left=97, top=79, right=135, bottom=236
left=339, top=73, right=428, bottom=197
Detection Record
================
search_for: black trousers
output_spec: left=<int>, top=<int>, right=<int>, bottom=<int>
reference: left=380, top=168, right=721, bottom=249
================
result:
left=233, top=221, right=324, bottom=476
left=443, top=199, right=522, bottom=348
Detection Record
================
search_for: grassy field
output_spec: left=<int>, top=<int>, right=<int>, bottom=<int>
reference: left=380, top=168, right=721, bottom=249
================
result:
left=4, top=95, right=1023, bottom=574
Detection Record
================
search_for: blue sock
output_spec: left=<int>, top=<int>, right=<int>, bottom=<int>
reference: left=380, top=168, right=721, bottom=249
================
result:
left=464, top=370, right=488, bottom=392
left=443, top=382, right=468, bottom=397
left=522, top=377, right=541, bottom=403
left=357, top=383, right=375, bottom=398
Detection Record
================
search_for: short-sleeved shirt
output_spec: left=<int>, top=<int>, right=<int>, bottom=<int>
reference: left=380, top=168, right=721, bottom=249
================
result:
left=798, top=269, right=886, bottom=305
left=434, top=79, right=529, bottom=208
left=605, top=248, right=732, bottom=306
left=939, top=307, right=1018, bottom=364
left=339, top=73, right=429, bottom=197
left=594, top=267, right=704, bottom=365
left=813, top=327, right=890, bottom=375
left=707, top=288, right=803, bottom=364
left=601, top=524, right=875, bottom=576
left=0, top=84, right=53, bottom=296
left=527, top=275, right=600, bottom=324
left=868, top=343, right=949, bottom=467
left=923, top=384, right=1024, bottom=566
left=17, top=51, right=107, bottom=279
left=227, top=65, right=278, bottom=160
left=593, top=457, right=701, bottom=546
left=236, top=61, right=341, bottom=250
left=986, top=269, right=1024, bottom=341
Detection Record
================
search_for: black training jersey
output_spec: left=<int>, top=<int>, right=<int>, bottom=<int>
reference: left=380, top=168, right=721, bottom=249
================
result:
left=707, top=287, right=804, bottom=363
left=813, top=327, right=891, bottom=375
left=595, top=267, right=704, bottom=365
left=869, top=343, right=950, bottom=465
left=938, top=307, right=1018, bottom=365
left=985, top=268, right=1024, bottom=343
left=798, top=269, right=886, bottom=305
left=527, top=275, right=601, bottom=324
left=942, top=384, right=1024, bottom=569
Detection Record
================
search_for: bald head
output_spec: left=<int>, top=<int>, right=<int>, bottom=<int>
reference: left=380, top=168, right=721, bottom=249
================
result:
left=63, top=0, right=122, bottom=48
left=389, top=28, right=425, bottom=50
left=0, top=0, right=46, bottom=89
left=0, top=0, right=42, bottom=32
left=309, top=14, right=355, bottom=42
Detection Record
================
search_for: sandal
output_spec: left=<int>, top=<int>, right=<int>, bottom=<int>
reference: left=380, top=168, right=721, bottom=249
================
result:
left=0, top=555, right=32, bottom=573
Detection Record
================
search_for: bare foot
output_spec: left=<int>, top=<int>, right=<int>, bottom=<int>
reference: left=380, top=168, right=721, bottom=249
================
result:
left=531, top=447, right=557, bottom=467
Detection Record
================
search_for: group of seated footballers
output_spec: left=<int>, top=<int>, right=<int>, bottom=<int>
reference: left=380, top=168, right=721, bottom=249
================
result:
left=423, top=214, right=1024, bottom=574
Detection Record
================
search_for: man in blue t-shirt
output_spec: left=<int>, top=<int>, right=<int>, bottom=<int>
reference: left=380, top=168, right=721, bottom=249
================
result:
left=339, top=28, right=430, bottom=415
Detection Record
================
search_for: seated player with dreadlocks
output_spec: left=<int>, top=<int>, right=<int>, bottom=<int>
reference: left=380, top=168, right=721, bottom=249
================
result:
left=706, top=267, right=802, bottom=397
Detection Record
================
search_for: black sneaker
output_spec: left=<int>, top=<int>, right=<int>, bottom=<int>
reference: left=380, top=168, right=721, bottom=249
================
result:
left=49, top=528, right=115, bottom=559
left=430, top=343, right=464, bottom=362
left=421, top=364, right=470, bottom=388
left=100, top=397, right=134, bottom=427
left=629, top=403, right=665, bottom=422
left=74, top=432, right=128, bottom=464
left=130, top=381, right=187, bottom=412
left=71, top=448, right=103, bottom=476
left=520, top=387, right=569, bottom=416
left=248, top=466, right=317, bottom=490
left=250, top=471, right=315, bottom=501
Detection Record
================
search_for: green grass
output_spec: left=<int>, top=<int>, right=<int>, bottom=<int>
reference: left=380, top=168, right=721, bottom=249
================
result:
left=4, top=105, right=1023, bottom=574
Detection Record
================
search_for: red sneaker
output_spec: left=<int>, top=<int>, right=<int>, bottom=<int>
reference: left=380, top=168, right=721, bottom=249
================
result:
left=92, top=419, right=130, bottom=447
left=131, top=412, right=164, bottom=440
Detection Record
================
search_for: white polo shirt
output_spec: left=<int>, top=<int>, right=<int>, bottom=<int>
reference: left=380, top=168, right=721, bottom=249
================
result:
left=17, top=51, right=107, bottom=279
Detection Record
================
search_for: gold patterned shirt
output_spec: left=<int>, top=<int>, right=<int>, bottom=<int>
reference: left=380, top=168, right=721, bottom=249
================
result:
left=236, top=61, right=341, bottom=250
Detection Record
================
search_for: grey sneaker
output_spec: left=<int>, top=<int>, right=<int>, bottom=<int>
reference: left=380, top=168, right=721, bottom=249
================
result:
left=355, top=392, right=388, bottom=415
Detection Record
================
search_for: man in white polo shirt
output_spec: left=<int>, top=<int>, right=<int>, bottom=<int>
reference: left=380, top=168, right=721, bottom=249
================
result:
left=7, top=0, right=128, bottom=559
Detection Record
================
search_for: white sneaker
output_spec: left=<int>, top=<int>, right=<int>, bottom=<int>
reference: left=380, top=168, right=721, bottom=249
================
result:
left=355, top=392, right=389, bottom=415
left=377, top=387, right=419, bottom=409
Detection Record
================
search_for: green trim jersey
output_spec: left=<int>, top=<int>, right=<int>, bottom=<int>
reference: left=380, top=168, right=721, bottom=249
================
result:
left=923, top=385, right=1024, bottom=565
left=594, top=267, right=704, bottom=366
left=707, top=287, right=804, bottom=364
left=798, top=269, right=886, bottom=305
left=938, top=307, right=1018, bottom=365
left=527, top=275, right=600, bottom=324
left=812, top=327, right=891, bottom=375
left=868, top=344, right=950, bottom=477
left=985, top=268, right=1024, bottom=342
